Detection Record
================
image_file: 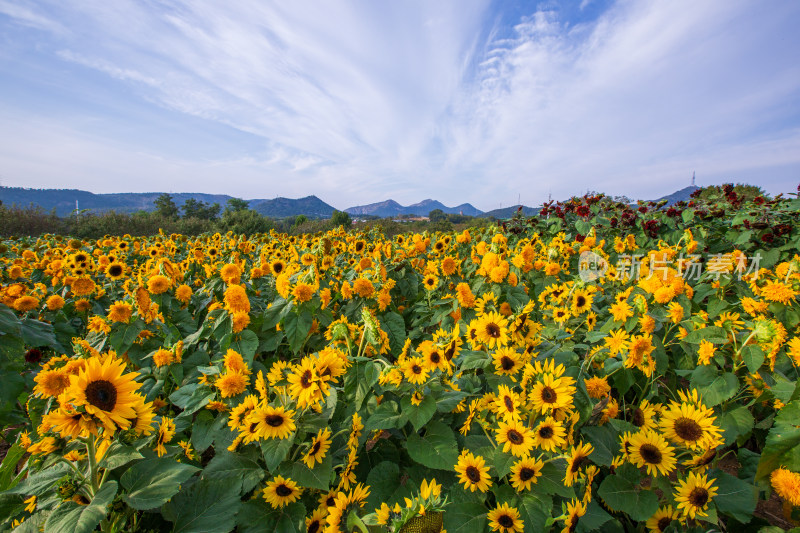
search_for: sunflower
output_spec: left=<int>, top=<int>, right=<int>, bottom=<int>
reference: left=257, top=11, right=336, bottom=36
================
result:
left=562, top=498, right=586, bottom=533
left=495, top=419, right=535, bottom=457
left=487, top=502, right=524, bottom=533
left=422, top=274, right=439, bottom=291
left=674, top=472, right=717, bottom=519
left=645, top=505, right=679, bottom=533
left=492, top=385, right=521, bottom=421
left=476, top=312, right=510, bottom=349
left=629, top=399, right=659, bottom=431
left=454, top=451, right=492, bottom=492
left=532, top=417, right=567, bottom=452
left=65, top=356, right=141, bottom=432
left=627, top=430, right=676, bottom=476
left=400, top=356, right=430, bottom=385
left=248, top=405, right=296, bottom=440
left=270, top=260, right=285, bottom=276
left=418, top=340, right=450, bottom=374
left=224, top=284, right=250, bottom=313
left=129, top=395, right=156, bottom=436
left=155, top=417, right=176, bottom=457
left=147, top=275, right=171, bottom=295
left=604, top=328, right=629, bottom=356
left=263, top=476, right=302, bottom=508
left=760, top=280, right=798, bottom=304
left=288, top=358, right=324, bottom=408
left=570, top=289, right=593, bottom=315
left=305, top=508, right=326, bottom=533
left=303, top=428, right=332, bottom=468
left=492, top=347, right=522, bottom=377
left=105, top=262, right=125, bottom=280
left=659, top=401, right=722, bottom=450
left=770, top=467, right=800, bottom=506
left=509, top=456, right=544, bottom=492
left=530, top=374, right=575, bottom=413
left=584, top=376, right=610, bottom=399
left=108, top=301, right=133, bottom=323
left=215, top=371, right=248, bottom=398
left=34, top=368, right=71, bottom=398
left=564, top=442, right=594, bottom=486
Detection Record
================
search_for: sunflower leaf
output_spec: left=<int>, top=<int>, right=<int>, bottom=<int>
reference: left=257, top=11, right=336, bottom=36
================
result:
left=596, top=474, right=659, bottom=521
left=44, top=480, right=117, bottom=533
left=401, top=393, right=437, bottom=432
left=406, top=420, right=459, bottom=471
left=756, top=399, right=800, bottom=481
left=442, top=502, right=488, bottom=533
left=163, top=478, right=241, bottom=533
left=120, top=458, right=199, bottom=510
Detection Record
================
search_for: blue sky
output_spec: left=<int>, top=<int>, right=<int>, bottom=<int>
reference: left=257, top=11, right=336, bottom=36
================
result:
left=1, top=0, right=799, bottom=211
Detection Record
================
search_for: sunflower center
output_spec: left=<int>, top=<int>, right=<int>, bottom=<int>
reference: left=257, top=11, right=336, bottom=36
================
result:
left=412, top=364, right=423, bottom=375
left=507, top=429, right=524, bottom=445
left=639, top=443, right=662, bottom=464
left=266, top=415, right=285, bottom=427
left=688, top=487, right=709, bottom=507
left=541, top=386, right=557, bottom=403
left=465, top=466, right=481, bottom=483
left=308, top=521, right=320, bottom=533
left=430, top=352, right=441, bottom=364
left=501, top=357, right=515, bottom=371
left=445, top=343, right=456, bottom=360
left=300, top=370, right=313, bottom=388
left=311, top=441, right=322, bottom=455
left=674, top=417, right=703, bottom=441
left=571, top=455, right=589, bottom=473
left=498, top=514, right=514, bottom=527
left=576, top=296, right=586, bottom=307
left=538, top=425, right=554, bottom=439
left=486, top=324, right=501, bottom=338
left=85, top=380, right=117, bottom=411
left=519, top=467, right=535, bottom=481
left=632, top=408, right=645, bottom=427
left=326, top=496, right=335, bottom=507
left=657, top=517, right=672, bottom=532
left=504, top=396, right=514, bottom=412
left=276, top=484, right=293, bottom=497
left=109, top=265, right=123, bottom=276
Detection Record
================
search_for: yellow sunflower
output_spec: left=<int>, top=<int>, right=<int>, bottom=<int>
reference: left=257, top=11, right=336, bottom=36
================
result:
left=492, top=347, right=522, bottom=377
left=495, top=419, right=535, bottom=457
left=303, top=428, right=332, bottom=468
left=530, top=374, right=575, bottom=413
left=627, top=430, right=676, bottom=476
left=564, top=442, right=594, bottom=486
left=454, top=451, right=492, bottom=493
left=674, top=471, right=717, bottom=519
left=509, top=456, right=544, bottom=492
left=645, top=505, right=679, bottom=533
left=400, top=356, right=430, bottom=385
left=476, top=312, right=510, bottom=349
left=659, top=401, right=722, bottom=450
left=532, top=416, right=567, bottom=452
left=65, top=356, right=141, bottom=432
left=487, top=502, right=524, bottom=533
left=248, top=405, right=296, bottom=440
left=263, top=476, right=302, bottom=508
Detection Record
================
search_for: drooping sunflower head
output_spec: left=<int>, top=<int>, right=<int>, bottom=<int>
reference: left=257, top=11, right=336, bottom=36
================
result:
left=564, top=442, right=594, bottom=486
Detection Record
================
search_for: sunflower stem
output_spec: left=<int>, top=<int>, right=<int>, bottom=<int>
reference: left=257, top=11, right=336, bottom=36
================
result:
left=85, top=436, right=100, bottom=495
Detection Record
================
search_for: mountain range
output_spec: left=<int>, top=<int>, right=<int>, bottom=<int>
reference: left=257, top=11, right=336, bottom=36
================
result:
left=0, top=184, right=702, bottom=219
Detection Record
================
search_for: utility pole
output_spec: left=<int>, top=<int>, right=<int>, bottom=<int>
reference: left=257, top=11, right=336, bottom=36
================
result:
left=691, top=171, right=696, bottom=186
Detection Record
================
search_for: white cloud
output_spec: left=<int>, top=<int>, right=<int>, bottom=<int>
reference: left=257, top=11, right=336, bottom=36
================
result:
left=0, top=0, right=799, bottom=209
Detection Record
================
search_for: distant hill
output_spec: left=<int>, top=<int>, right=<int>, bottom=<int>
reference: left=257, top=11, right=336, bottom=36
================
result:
left=652, top=185, right=700, bottom=205
left=249, top=196, right=335, bottom=218
left=483, top=205, right=540, bottom=219
left=345, top=198, right=483, bottom=217
left=0, top=187, right=336, bottom=218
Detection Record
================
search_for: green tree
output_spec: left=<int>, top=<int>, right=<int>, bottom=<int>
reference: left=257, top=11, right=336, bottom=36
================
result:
left=154, top=193, right=179, bottom=219
left=428, top=209, right=446, bottom=223
left=293, top=214, right=308, bottom=228
left=217, top=209, right=273, bottom=235
left=182, top=198, right=220, bottom=220
left=226, top=198, right=250, bottom=213
left=331, top=210, right=352, bottom=227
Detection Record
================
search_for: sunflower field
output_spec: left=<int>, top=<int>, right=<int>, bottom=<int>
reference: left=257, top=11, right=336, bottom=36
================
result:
left=1, top=185, right=800, bottom=533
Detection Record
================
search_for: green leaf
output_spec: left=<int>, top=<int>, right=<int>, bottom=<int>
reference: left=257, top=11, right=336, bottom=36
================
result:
left=44, top=480, right=117, bottom=533
left=711, top=470, right=757, bottom=523
left=261, top=435, right=294, bottom=472
left=581, top=425, right=618, bottom=467
left=596, top=474, right=659, bottom=521
left=0, top=493, right=24, bottom=525
left=518, top=493, right=551, bottom=533
left=742, top=345, right=765, bottom=373
left=191, top=410, right=228, bottom=452
left=97, top=443, right=143, bottom=471
left=682, top=326, right=729, bottom=344
left=458, top=350, right=491, bottom=370
left=202, top=452, right=265, bottom=495
left=284, top=310, right=312, bottom=354
left=756, top=399, right=800, bottom=481
left=442, top=502, right=488, bottom=533
left=170, top=384, right=215, bottom=415
left=6, top=463, right=71, bottom=496
left=284, top=454, right=332, bottom=492
left=493, top=449, right=516, bottom=479
left=577, top=500, right=614, bottom=533
left=108, top=319, right=145, bottom=354
left=381, top=311, right=406, bottom=355
left=163, top=478, right=241, bottom=533
left=364, top=461, right=413, bottom=512
left=537, top=460, right=575, bottom=498
left=406, top=420, right=459, bottom=471
left=364, top=400, right=407, bottom=433
left=689, top=366, right=739, bottom=406
left=401, top=393, right=437, bottom=432
left=720, top=406, right=755, bottom=446
left=236, top=500, right=305, bottom=533
left=19, top=318, right=61, bottom=349
left=231, top=329, right=259, bottom=362
left=120, top=458, right=199, bottom=510
left=0, top=444, right=26, bottom=491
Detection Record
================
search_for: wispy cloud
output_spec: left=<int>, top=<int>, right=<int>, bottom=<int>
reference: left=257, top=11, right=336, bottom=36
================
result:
left=0, top=0, right=798, bottom=209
